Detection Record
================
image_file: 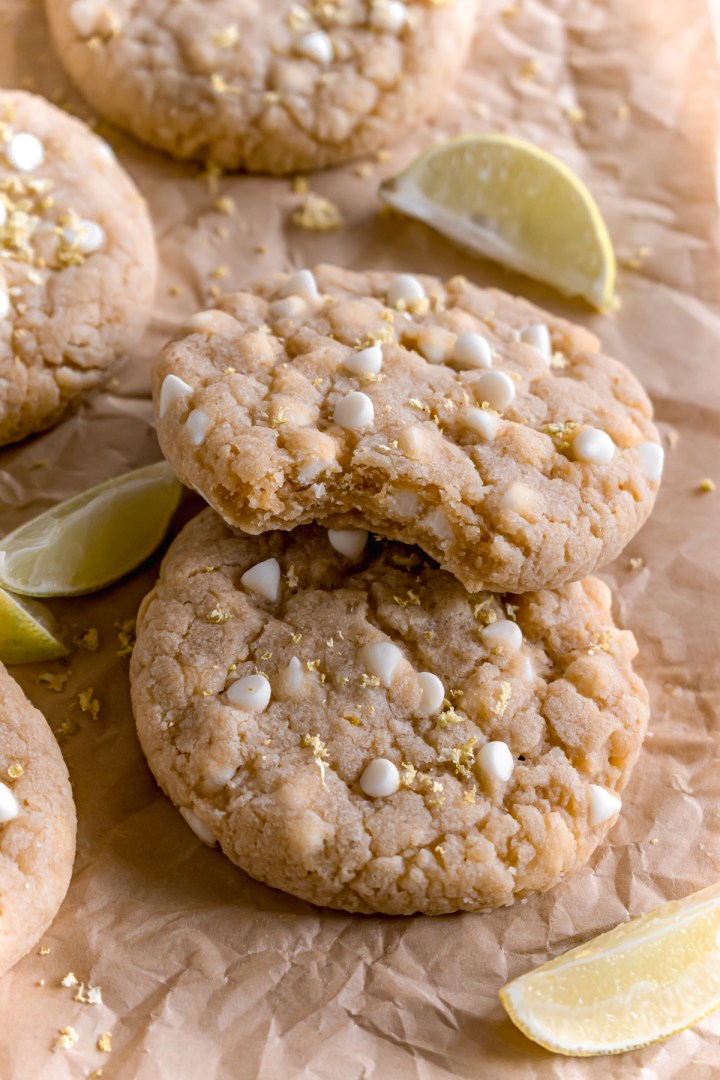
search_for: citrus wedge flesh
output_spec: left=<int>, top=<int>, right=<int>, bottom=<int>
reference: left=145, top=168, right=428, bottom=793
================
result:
left=0, top=462, right=182, bottom=597
left=380, top=134, right=616, bottom=309
left=0, top=587, right=68, bottom=663
left=500, top=880, right=720, bottom=1056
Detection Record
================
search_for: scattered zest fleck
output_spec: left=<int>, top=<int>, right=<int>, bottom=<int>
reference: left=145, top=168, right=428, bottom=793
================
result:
left=39, top=671, right=71, bottom=692
left=114, top=618, right=136, bottom=657
left=292, top=193, right=342, bottom=231
left=302, top=733, right=329, bottom=787
left=588, top=630, right=613, bottom=655
left=97, top=1032, right=112, bottom=1053
left=75, top=627, right=100, bottom=652
left=7, top=762, right=23, bottom=779
left=56, top=1026, right=79, bottom=1051
left=207, top=607, right=232, bottom=623
left=78, top=688, right=100, bottom=721
left=493, top=682, right=512, bottom=717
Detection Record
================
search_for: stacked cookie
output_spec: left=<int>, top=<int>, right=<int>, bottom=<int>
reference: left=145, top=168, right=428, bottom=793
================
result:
left=131, top=266, right=662, bottom=915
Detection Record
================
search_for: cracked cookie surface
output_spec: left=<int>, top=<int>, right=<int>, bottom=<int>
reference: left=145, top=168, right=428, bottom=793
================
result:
left=0, top=90, right=156, bottom=446
left=130, top=509, right=648, bottom=915
left=45, top=0, right=477, bottom=174
left=153, top=265, right=663, bottom=593
left=0, top=663, right=76, bottom=975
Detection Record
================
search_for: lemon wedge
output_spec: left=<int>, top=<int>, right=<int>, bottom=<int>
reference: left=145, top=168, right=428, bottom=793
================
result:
left=0, top=587, right=68, bottom=664
left=500, top=880, right=720, bottom=1056
left=380, top=134, right=616, bottom=309
left=0, top=462, right=182, bottom=597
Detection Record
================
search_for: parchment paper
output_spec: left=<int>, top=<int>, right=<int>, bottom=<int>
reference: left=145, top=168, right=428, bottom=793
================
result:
left=1, top=1, right=719, bottom=1077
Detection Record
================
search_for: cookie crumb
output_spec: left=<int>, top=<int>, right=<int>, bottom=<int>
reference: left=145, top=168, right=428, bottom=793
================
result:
left=60, top=972, right=79, bottom=987
left=697, top=478, right=715, bottom=493
left=666, top=429, right=679, bottom=449
left=7, top=762, right=23, bottom=779
left=292, top=193, right=342, bottom=231
left=629, top=557, right=644, bottom=570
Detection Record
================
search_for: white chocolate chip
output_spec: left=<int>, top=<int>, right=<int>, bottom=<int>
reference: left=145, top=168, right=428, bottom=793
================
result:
left=179, top=807, right=218, bottom=846
left=183, top=310, right=239, bottom=336
left=68, top=0, right=101, bottom=36
left=284, top=656, right=305, bottom=695
left=0, top=781, right=19, bottom=824
left=572, top=427, right=615, bottom=465
left=359, top=758, right=400, bottom=797
left=334, top=391, right=374, bottom=429
left=474, top=370, right=516, bottom=413
left=0, top=290, right=10, bottom=321
left=6, top=132, right=45, bottom=172
left=518, top=655, right=534, bottom=681
left=295, top=30, right=334, bottom=64
left=279, top=269, right=320, bottom=304
left=269, top=296, right=306, bottom=319
left=463, top=407, right=500, bottom=441
left=0, top=202, right=7, bottom=228
left=477, top=741, right=514, bottom=783
left=328, top=528, right=368, bottom=560
left=360, top=641, right=404, bottom=688
left=62, top=219, right=105, bottom=254
left=588, top=784, right=622, bottom=826
left=451, top=331, right=492, bottom=369
left=636, top=441, right=664, bottom=483
left=158, top=373, right=193, bottom=419
left=387, top=274, right=425, bottom=306
left=417, top=672, right=445, bottom=715
left=342, top=345, right=383, bottom=376
left=240, top=558, right=281, bottom=603
left=397, top=425, right=429, bottom=458
left=520, top=323, right=552, bottom=362
left=369, top=0, right=407, bottom=32
left=185, top=408, right=210, bottom=446
left=499, top=481, right=541, bottom=519
left=481, top=619, right=523, bottom=654
left=227, top=673, right=272, bottom=712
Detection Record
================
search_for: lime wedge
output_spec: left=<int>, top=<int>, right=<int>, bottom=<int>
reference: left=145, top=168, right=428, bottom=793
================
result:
left=500, top=880, right=720, bottom=1056
left=380, top=134, right=616, bottom=309
left=0, top=587, right=68, bottom=663
left=0, top=462, right=182, bottom=597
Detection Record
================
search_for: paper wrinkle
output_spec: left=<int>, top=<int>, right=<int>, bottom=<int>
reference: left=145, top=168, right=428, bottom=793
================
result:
left=1, top=0, right=720, bottom=1077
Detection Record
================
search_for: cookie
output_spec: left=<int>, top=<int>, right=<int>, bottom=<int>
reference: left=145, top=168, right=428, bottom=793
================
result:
left=130, top=509, right=649, bottom=916
left=0, top=663, right=76, bottom=976
left=0, top=90, right=156, bottom=446
left=153, top=265, right=663, bottom=593
left=45, top=0, right=476, bottom=174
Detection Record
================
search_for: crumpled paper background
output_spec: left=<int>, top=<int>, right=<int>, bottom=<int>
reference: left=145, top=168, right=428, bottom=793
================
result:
left=1, top=0, right=719, bottom=1076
